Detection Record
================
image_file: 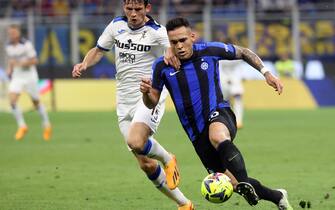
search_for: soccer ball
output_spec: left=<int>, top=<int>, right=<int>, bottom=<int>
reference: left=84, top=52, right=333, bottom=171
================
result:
left=201, top=172, right=233, bottom=203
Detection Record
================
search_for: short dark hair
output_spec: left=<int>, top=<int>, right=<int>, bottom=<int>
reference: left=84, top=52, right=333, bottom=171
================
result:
left=166, top=17, right=191, bottom=32
left=8, top=24, right=21, bottom=30
left=123, top=0, right=149, bottom=6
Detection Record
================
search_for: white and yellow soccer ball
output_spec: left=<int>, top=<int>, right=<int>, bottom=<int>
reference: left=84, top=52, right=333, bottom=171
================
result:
left=201, top=172, right=234, bottom=203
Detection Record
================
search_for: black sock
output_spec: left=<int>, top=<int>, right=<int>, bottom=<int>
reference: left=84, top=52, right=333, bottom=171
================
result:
left=248, top=177, right=282, bottom=204
left=217, top=140, right=248, bottom=182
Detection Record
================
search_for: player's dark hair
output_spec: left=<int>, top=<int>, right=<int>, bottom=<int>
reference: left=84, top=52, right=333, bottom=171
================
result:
left=123, top=0, right=149, bottom=6
left=166, top=17, right=191, bottom=32
left=8, top=24, right=21, bottom=31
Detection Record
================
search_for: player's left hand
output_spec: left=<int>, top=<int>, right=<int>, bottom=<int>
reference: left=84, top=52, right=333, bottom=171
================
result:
left=140, top=78, right=152, bottom=94
left=164, top=47, right=181, bottom=70
left=264, top=72, right=283, bottom=95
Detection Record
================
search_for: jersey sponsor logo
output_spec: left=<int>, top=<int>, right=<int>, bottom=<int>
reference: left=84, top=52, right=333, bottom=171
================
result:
left=115, top=39, right=151, bottom=52
left=119, top=52, right=136, bottom=63
left=169, top=70, right=180, bottom=76
left=201, top=62, right=209, bottom=70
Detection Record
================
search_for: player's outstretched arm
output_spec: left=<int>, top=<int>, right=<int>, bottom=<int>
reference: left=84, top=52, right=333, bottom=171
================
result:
left=140, top=78, right=161, bottom=109
left=72, top=47, right=104, bottom=78
left=234, top=45, right=283, bottom=95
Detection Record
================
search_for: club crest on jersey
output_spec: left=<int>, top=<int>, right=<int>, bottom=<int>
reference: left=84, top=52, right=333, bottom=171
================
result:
left=201, top=62, right=209, bottom=70
left=117, top=29, right=126, bottom=34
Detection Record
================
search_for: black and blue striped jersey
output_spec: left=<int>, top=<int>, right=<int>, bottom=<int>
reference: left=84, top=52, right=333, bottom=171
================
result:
left=152, top=42, right=236, bottom=141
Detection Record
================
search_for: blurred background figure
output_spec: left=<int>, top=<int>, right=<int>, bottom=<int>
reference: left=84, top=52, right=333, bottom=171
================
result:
left=219, top=59, right=244, bottom=129
left=219, top=37, right=244, bottom=129
left=0, top=65, right=8, bottom=99
left=275, top=51, right=295, bottom=78
left=5, top=24, right=52, bottom=141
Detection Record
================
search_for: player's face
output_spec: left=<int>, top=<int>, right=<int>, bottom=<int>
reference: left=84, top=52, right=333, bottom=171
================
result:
left=168, top=26, right=195, bottom=60
left=123, top=2, right=151, bottom=29
left=7, top=27, right=21, bottom=43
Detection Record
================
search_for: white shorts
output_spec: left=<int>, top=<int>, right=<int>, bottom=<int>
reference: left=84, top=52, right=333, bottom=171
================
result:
left=8, top=77, right=39, bottom=100
left=117, top=88, right=168, bottom=141
left=221, top=77, right=244, bottom=100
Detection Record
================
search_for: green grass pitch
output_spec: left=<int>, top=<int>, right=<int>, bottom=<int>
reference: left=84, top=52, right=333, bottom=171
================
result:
left=1, top=109, right=335, bottom=210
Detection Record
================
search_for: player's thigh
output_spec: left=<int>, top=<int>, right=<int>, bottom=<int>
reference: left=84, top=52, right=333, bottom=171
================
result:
left=118, top=118, right=132, bottom=141
left=8, top=79, right=24, bottom=95
left=132, top=96, right=166, bottom=134
left=25, top=79, right=40, bottom=101
left=209, top=108, right=237, bottom=142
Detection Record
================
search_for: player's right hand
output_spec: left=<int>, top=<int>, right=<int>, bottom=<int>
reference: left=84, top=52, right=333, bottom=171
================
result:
left=140, top=78, right=152, bottom=94
left=164, top=47, right=181, bottom=70
left=72, top=63, right=87, bottom=78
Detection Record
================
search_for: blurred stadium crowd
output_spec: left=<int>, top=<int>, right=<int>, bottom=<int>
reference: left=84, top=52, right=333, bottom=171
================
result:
left=0, top=0, right=335, bottom=111
left=0, top=0, right=334, bottom=81
left=0, top=0, right=333, bottom=17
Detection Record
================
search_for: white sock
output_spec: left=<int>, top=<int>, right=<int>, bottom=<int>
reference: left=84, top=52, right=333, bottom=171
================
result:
left=148, top=165, right=189, bottom=206
left=142, top=138, right=172, bottom=165
left=11, top=104, right=26, bottom=127
left=37, top=104, right=50, bottom=127
left=233, top=96, right=244, bottom=126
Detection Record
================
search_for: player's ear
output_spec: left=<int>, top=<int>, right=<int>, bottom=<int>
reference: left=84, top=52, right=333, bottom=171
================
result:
left=146, top=4, right=152, bottom=13
left=190, top=32, right=196, bottom=42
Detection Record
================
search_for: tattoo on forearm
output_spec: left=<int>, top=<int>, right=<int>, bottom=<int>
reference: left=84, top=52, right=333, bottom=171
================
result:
left=237, top=46, right=264, bottom=71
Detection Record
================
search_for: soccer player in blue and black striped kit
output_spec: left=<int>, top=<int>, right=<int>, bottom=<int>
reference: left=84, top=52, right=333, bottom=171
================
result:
left=140, top=17, right=293, bottom=210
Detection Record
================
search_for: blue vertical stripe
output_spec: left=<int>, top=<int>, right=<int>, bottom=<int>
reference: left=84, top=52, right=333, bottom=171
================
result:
left=166, top=73, right=195, bottom=140
left=184, top=62, right=205, bottom=133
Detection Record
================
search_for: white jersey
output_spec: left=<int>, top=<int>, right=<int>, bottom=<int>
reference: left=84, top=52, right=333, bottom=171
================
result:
left=219, top=60, right=244, bottom=98
left=5, top=39, right=38, bottom=80
left=97, top=16, right=170, bottom=104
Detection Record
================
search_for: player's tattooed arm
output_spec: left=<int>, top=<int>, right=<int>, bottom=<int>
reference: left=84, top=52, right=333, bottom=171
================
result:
left=234, top=45, right=264, bottom=72
left=234, top=45, right=284, bottom=94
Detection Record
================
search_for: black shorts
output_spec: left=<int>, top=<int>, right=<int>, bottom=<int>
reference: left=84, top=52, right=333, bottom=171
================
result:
left=192, top=107, right=237, bottom=173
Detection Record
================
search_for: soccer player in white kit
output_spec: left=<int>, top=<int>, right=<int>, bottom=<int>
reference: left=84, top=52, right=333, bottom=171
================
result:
left=72, top=1, right=193, bottom=209
left=6, top=24, right=52, bottom=141
left=219, top=59, right=244, bottom=129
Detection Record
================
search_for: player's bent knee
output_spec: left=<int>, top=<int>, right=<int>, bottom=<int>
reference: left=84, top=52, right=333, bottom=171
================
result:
left=127, top=136, right=146, bottom=153
left=209, top=133, right=230, bottom=148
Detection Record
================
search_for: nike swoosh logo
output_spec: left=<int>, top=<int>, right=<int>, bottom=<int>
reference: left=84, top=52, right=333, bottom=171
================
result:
left=117, top=29, right=125, bottom=34
left=228, top=153, right=239, bottom=162
left=169, top=71, right=180, bottom=76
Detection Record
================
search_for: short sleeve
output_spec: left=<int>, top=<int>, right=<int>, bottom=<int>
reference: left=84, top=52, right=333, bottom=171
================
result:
left=155, top=26, right=170, bottom=49
left=151, top=58, right=166, bottom=91
left=207, top=42, right=236, bottom=60
left=97, top=21, right=115, bottom=51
